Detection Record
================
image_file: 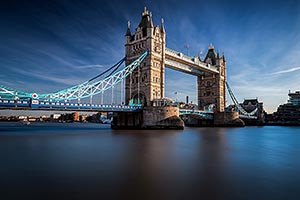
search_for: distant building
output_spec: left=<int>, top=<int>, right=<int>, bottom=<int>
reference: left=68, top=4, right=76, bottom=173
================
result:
left=152, top=98, right=173, bottom=107
left=241, top=98, right=264, bottom=120
left=275, top=91, right=300, bottom=122
left=80, top=114, right=87, bottom=122
left=51, top=113, right=61, bottom=120
left=287, top=91, right=300, bottom=106
left=73, top=112, right=79, bottom=122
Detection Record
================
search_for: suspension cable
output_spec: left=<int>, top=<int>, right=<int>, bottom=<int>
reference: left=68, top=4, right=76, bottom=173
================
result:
left=88, top=57, right=125, bottom=82
left=105, top=58, right=125, bottom=78
left=129, top=72, right=132, bottom=101
left=226, top=81, right=258, bottom=116
left=138, top=66, right=140, bottom=104
left=121, top=78, right=123, bottom=104
left=112, top=85, right=114, bottom=104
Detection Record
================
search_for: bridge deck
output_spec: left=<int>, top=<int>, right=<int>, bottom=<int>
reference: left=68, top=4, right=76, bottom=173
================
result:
left=0, top=100, right=142, bottom=112
left=0, top=100, right=215, bottom=120
left=179, top=109, right=214, bottom=120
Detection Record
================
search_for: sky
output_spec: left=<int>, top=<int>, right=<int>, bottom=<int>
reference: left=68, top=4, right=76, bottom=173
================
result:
left=0, top=0, right=299, bottom=113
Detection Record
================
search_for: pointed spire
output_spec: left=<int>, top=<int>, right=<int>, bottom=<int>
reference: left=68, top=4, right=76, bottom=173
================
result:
left=149, top=12, right=154, bottom=28
left=161, top=18, right=165, bottom=33
left=125, top=20, right=131, bottom=36
left=217, top=51, right=220, bottom=59
left=142, top=6, right=149, bottom=16
left=139, top=7, right=153, bottom=28
left=222, top=52, right=226, bottom=62
left=204, top=43, right=217, bottom=65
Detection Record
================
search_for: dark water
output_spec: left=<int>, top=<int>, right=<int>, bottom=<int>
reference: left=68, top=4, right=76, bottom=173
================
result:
left=0, top=122, right=300, bottom=200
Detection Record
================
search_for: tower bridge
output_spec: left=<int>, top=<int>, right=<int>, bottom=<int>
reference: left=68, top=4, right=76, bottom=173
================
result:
left=0, top=7, right=259, bottom=128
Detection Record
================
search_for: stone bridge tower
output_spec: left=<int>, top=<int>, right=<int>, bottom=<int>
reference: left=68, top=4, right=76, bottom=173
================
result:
left=197, top=44, right=226, bottom=112
left=125, top=7, right=166, bottom=106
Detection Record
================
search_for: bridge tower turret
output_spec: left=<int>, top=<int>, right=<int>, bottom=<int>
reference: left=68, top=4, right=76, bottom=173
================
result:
left=125, top=7, right=166, bottom=106
left=197, top=44, right=226, bottom=112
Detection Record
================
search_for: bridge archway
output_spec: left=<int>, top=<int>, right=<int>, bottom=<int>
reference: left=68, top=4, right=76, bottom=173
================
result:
left=131, top=92, right=147, bottom=106
left=204, top=103, right=216, bottom=112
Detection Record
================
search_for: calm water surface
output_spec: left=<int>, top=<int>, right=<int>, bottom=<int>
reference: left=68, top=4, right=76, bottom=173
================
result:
left=0, top=122, right=300, bottom=200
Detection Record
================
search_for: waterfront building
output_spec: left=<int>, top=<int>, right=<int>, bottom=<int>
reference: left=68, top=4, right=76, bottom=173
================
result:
left=275, top=91, right=300, bottom=122
left=50, top=113, right=61, bottom=120
left=241, top=98, right=264, bottom=121
left=73, top=112, right=80, bottom=122
left=287, top=91, right=300, bottom=106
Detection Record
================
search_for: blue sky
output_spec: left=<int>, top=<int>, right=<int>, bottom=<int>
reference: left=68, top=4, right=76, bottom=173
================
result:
left=0, top=0, right=299, bottom=113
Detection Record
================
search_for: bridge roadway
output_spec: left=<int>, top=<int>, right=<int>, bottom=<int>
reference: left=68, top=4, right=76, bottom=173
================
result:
left=165, top=48, right=219, bottom=75
left=0, top=99, right=214, bottom=119
left=0, top=99, right=142, bottom=112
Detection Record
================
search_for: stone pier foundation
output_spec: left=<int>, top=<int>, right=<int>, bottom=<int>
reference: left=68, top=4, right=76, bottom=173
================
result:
left=214, top=111, right=245, bottom=127
left=111, top=106, right=184, bottom=129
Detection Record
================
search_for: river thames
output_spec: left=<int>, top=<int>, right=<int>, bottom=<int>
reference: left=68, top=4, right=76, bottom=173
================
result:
left=0, top=122, right=300, bottom=200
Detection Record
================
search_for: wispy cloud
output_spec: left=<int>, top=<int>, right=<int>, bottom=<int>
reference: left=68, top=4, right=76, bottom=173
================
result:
left=74, top=64, right=110, bottom=70
left=10, top=67, right=86, bottom=87
left=271, top=66, right=300, bottom=75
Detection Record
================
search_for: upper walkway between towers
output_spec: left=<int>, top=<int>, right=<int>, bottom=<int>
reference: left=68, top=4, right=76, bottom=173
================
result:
left=165, top=48, right=219, bottom=76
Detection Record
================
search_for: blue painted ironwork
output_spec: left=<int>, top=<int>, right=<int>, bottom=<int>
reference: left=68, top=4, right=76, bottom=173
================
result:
left=179, top=109, right=214, bottom=120
left=0, top=51, right=148, bottom=102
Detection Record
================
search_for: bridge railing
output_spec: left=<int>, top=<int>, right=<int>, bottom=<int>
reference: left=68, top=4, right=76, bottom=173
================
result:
left=179, top=109, right=214, bottom=120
